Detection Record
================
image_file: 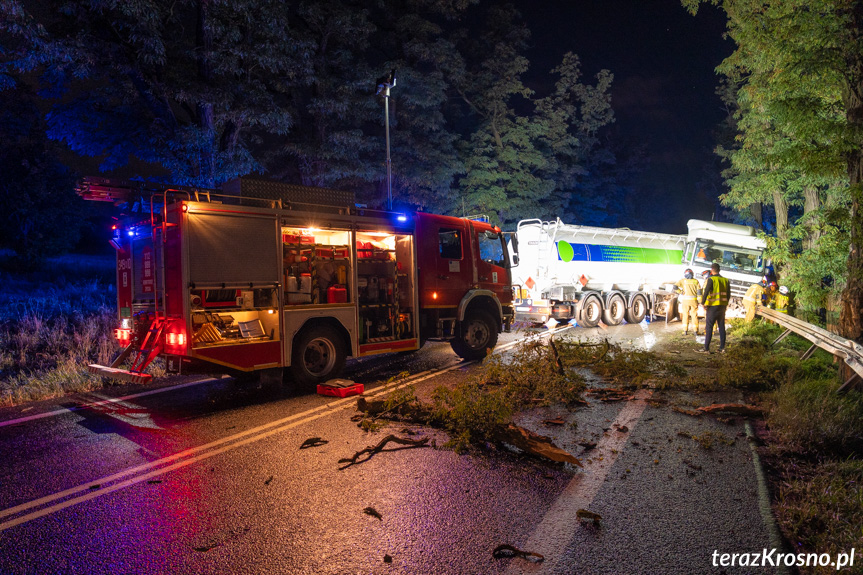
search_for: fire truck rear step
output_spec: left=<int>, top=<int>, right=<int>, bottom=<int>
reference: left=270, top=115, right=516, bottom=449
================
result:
left=87, top=364, right=153, bottom=384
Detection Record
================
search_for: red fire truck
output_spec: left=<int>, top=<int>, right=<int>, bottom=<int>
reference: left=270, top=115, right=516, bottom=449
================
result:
left=77, top=177, right=514, bottom=386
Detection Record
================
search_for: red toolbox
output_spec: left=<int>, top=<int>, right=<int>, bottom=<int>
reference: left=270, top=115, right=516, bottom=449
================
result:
left=327, top=285, right=348, bottom=303
left=317, top=379, right=364, bottom=397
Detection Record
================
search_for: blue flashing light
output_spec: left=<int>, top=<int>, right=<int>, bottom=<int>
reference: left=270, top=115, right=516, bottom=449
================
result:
left=128, top=230, right=135, bottom=237
left=397, top=214, right=408, bottom=223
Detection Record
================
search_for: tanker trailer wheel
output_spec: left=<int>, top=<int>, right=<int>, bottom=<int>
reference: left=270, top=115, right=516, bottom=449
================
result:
left=451, top=310, right=499, bottom=361
left=602, top=294, right=626, bottom=326
left=290, top=325, right=346, bottom=388
left=625, top=293, right=649, bottom=324
left=578, top=294, right=603, bottom=328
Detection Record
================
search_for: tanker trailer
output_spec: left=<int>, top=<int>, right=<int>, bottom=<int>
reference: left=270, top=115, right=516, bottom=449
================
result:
left=511, top=218, right=688, bottom=327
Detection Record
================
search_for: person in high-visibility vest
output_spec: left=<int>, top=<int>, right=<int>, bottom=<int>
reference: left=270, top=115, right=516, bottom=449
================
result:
left=675, top=268, right=701, bottom=335
left=742, top=280, right=766, bottom=323
left=698, top=263, right=731, bottom=354
left=770, top=285, right=790, bottom=314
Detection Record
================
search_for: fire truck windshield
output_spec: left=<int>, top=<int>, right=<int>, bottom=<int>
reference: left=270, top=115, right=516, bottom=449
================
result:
left=479, top=230, right=508, bottom=268
left=692, top=241, right=763, bottom=275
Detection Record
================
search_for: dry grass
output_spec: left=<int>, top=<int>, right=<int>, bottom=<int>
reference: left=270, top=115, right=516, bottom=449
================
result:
left=0, top=254, right=122, bottom=406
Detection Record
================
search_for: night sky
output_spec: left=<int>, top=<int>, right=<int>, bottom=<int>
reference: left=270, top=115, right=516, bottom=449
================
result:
left=517, top=0, right=734, bottom=234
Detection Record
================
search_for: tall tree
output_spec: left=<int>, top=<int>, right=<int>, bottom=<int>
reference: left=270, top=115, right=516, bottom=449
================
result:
left=0, top=83, right=81, bottom=265
left=684, top=0, right=857, bottom=329
left=1, top=0, right=310, bottom=186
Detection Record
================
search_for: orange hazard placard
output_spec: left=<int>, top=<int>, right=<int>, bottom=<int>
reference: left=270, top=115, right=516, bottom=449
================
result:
left=525, top=277, right=535, bottom=289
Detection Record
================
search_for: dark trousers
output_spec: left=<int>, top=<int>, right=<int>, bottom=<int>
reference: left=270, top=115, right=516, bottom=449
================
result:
left=704, top=305, right=727, bottom=351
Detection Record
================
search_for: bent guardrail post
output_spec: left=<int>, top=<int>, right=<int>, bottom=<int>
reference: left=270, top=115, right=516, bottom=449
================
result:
left=755, top=307, right=863, bottom=393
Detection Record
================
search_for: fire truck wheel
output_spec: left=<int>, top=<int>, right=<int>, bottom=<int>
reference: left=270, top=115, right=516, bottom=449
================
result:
left=625, top=294, right=649, bottom=324
left=602, top=294, right=626, bottom=326
left=290, top=325, right=346, bottom=387
left=451, top=310, right=499, bottom=361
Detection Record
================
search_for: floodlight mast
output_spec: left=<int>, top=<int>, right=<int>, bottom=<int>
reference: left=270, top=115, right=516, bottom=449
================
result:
left=375, top=69, right=397, bottom=210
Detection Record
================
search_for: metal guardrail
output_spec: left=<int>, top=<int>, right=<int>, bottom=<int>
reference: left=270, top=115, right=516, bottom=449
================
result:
left=755, top=307, right=863, bottom=392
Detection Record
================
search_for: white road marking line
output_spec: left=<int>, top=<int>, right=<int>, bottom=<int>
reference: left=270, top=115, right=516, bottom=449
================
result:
left=506, top=388, right=653, bottom=574
left=0, top=329, right=566, bottom=531
left=0, top=359, right=472, bottom=531
left=0, top=377, right=226, bottom=428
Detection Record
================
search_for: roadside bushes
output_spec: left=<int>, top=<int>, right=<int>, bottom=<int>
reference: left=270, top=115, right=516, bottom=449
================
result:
left=0, top=254, right=119, bottom=406
left=774, top=459, right=863, bottom=572
left=717, top=320, right=837, bottom=391
left=768, top=379, right=863, bottom=459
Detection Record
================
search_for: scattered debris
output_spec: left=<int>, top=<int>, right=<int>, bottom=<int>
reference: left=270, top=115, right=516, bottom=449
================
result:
left=147, top=480, right=162, bottom=485
left=363, top=507, right=383, bottom=521
left=339, top=434, right=430, bottom=469
left=492, top=544, right=544, bottom=563
left=542, top=417, right=566, bottom=426
left=615, top=424, right=629, bottom=433
left=579, top=442, right=597, bottom=451
left=264, top=476, right=274, bottom=485
left=299, top=437, right=329, bottom=449
left=383, top=554, right=393, bottom=563
left=586, top=388, right=632, bottom=402
left=697, top=403, right=763, bottom=416
left=89, top=484, right=100, bottom=490
left=672, top=406, right=702, bottom=417
left=193, top=543, right=221, bottom=553
left=576, top=509, right=602, bottom=524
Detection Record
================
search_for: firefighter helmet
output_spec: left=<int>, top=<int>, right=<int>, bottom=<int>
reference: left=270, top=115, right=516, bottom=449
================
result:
left=684, top=268, right=694, bottom=279
left=779, top=285, right=789, bottom=295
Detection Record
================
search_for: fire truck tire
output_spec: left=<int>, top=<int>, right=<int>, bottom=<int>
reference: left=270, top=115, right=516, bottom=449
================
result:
left=602, top=294, right=626, bottom=326
left=578, top=295, right=603, bottom=328
left=451, top=310, right=499, bottom=361
left=625, top=294, right=649, bottom=324
left=290, top=325, right=346, bottom=387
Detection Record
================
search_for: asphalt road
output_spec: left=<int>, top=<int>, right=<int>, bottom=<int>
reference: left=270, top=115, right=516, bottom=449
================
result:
left=0, top=323, right=778, bottom=574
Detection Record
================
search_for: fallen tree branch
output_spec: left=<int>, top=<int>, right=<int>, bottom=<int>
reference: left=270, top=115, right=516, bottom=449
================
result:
left=492, top=544, right=544, bottom=563
left=697, top=403, right=763, bottom=416
left=338, top=434, right=430, bottom=469
left=492, top=424, right=582, bottom=467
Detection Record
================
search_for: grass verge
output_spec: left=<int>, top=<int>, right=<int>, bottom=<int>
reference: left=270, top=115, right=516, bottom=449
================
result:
left=0, top=254, right=123, bottom=406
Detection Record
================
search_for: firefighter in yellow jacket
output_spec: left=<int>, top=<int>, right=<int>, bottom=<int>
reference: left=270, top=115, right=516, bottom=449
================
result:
left=742, top=280, right=766, bottom=322
left=770, top=285, right=790, bottom=314
left=675, top=268, right=701, bottom=335
left=699, top=263, right=731, bottom=353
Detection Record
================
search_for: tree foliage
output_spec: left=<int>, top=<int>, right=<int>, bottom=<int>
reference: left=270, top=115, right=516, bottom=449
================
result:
left=684, top=0, right=863, bottom=328
left=0, top=83, right=81, bottom=266
left=0, top=0, right=626, bottom=243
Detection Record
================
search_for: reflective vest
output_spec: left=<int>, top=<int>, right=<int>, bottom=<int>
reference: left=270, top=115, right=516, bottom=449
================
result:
left=676, top=278, right=701, bottom=301
left=772, top=293, right=789, bottom=313
left=704, top=275, right=730, bottom=307
left=743, top=283, right=764, bottom=304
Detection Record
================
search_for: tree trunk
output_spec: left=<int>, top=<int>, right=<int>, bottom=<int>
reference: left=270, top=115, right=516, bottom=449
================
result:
left=749, top=202, right=763, bottom=229
left=803, top=186, right=821, bottom=250
left=772, top=190, right=788, bottom=239
left=196, top=0, right=215, bottom=187
left=838, top=34, right=863, bottom=378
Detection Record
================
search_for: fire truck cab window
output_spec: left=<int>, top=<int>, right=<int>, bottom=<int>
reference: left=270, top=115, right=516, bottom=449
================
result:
left=478, top=231, right=506, bottom=267
left=439, top=228, right=462, bottom=259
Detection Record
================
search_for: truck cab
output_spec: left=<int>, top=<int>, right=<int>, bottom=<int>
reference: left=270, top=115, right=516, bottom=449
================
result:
left=683, top=220, right=767, bottom=300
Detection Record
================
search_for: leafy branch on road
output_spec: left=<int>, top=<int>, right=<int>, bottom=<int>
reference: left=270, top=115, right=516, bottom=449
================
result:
left=338, top=434, right=430, bottom=470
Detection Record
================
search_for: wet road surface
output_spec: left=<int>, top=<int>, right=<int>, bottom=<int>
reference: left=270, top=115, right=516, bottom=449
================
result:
left=0, top=323, right=775, bottom=574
